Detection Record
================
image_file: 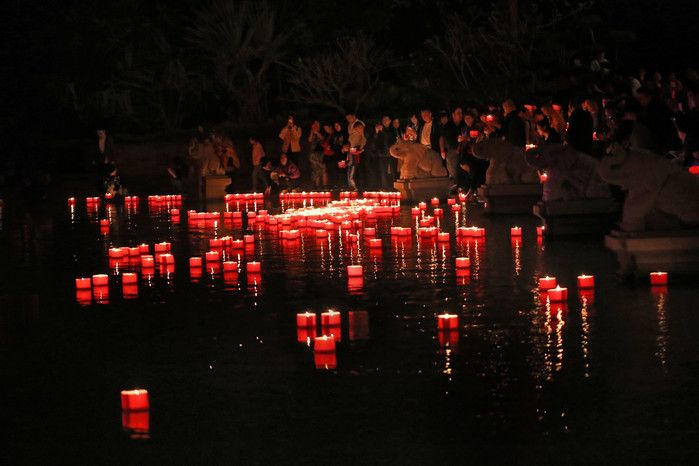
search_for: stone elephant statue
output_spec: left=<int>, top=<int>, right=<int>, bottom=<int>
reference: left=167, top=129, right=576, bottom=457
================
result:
left=471, top=138, right=539, bottom=185
left=598, top=143, right=699, bottom=231
left=389, top=138, right=448, bottom=179
left=525, top=143, right=611, bottom=201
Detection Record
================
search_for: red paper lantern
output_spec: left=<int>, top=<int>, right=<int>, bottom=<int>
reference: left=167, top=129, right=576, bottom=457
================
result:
left=539, top=276, right=557, bottom=290
left=649, top=272, right=667, bottom=285
left=577, top=274, right=594, bottom=289
left=438, top=313, right=458, bottom=330
left=121, top=389, right=149, bottom=411
left=548, top=286, right=568, bottom=302
left=455, top=257, right=470, bottom=268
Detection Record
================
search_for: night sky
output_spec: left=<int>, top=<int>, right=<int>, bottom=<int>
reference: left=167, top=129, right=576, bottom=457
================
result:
left=2, top=0, right=698, bottom=141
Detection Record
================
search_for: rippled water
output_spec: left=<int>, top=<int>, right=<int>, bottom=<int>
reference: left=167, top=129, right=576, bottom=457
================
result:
left=1, top=195, right=697, bottom=465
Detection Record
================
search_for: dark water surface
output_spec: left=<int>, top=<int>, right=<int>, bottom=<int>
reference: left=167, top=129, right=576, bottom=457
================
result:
left=1, top=195, right=698, bottom=465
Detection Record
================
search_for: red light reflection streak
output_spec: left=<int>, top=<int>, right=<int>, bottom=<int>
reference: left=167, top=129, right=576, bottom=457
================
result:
left=512, top=237, right=521, bottom=276
left=443, top=347, right=453, bottom=380
left=555, top=305, right=565, bottom=373
left=580, top=295, right=591, bottom=377
left=653, top=290, right=668, bottom=370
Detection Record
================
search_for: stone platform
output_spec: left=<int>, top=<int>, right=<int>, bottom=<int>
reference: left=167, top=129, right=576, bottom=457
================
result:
left=477, top=184, right=542, bottom=214
left=394, top=177, right=453, bottom=202
left=534, top=198, right=622, bottom=237
left=202, top=175, right=230, bottom=200
left=605, top=228, right=699, bottom=277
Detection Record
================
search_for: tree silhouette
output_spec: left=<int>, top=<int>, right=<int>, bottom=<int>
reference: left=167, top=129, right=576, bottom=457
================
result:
left=186, top=0, right=293, bottom=121
left=286, top=36, right=397, bottom=115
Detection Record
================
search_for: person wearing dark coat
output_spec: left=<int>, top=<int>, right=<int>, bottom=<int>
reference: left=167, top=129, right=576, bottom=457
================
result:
left=501, top=100, right=526, bottom=148
left=566, top=97, right=594, bottom=154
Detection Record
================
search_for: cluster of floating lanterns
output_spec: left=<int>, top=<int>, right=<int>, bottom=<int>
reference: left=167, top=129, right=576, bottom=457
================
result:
left=65, top=186, right=677, bottom=436
left=76, top=189, right=575, bottom=304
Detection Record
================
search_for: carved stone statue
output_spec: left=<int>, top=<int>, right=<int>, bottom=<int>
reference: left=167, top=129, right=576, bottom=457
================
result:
left=390, top=139, right=448, bottom=179
left=525, top=144, right=611, bottom=201
left=471, top=138, right=539, bottom=185
left=599, top=142, right=699, bottom=231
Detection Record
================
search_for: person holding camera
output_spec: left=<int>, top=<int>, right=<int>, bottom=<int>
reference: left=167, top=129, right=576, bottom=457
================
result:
left=279, top=115, right=302, bottom=165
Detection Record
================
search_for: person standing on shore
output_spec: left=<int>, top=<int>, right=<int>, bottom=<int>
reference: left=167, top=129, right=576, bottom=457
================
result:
left=250, top=137, right=267, bottom=192
left=279, top=115, right=302, bottom=165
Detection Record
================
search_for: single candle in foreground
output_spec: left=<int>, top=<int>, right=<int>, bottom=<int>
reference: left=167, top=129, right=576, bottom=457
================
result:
left=539, top=276, right=557, bottom=290
left=548, top=286, right=568, bottom=302
left=438, top=313, right=459, bottom=330
left=650, top=271, right=667, bottom=285
left=577, top=274, right=595, bottom=289
left=121, top=389, right=149, bottom=411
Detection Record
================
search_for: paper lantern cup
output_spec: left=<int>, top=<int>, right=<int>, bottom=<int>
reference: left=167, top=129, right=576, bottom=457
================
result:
left=438, top=314, right=459, bottom=330
left=539, top=276, right=557, bottom=290
left=455, top=257, right=470, bottom=268
left=121, top=389, right=149, bottom=411
left=548, top=286, right=568, bottom=302
left=650, top=272, right=667, bottom=285
left=577, top=275, right=595, bottom=289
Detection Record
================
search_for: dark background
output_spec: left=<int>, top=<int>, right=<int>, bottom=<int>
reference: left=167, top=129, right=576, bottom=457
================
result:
left=2, top=0, right=698, bottom=144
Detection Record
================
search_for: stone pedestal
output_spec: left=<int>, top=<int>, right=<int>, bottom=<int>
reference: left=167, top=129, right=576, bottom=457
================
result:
left=202, top=175, right=229, bottom=200
left=394, top=177, right=453, bottom=202
left=534, top=198, right=621, bottom=236
left=477, top=184, right=542, bottom=214
left=605, top=228, right=699, bottom=277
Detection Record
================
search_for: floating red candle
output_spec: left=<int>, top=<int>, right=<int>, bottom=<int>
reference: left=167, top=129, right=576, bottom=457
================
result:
left=438, top=313, right=459, bottom=330
left=321, top=310, right=341, bottom=328
left=205, top=251, right=220, bottom=264
left=223, top=261, right=238, bottom=272
left=369, top=238, right=382, bottom=248
left=577, top=274, right=595, bottom=289
left=141, top=255, right=154, bottom=269
left=455, top=257, right=470, bottom=268
left=246, top=261, right=261, bottom=273
left=650, top=272, right=667, bottom=285
left=347, top=265, right=363, bottom=277
left=75, top=277, right=91, bottom=290
left=539, top=276, right=557, bottom=290
left=92, top=274, right=109, bottom=287
left=548, top=286, right=568, bottom=302
left=510, top=226, right=522, bottom=236
left=297, top=312, right=317, bottom=329
left=121, top=389, right=149, bottom=411
left=314, top=334, right=336, bottom=353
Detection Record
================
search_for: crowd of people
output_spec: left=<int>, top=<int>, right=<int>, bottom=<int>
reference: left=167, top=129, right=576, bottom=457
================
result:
left=242, top=63, right=699, bottom=196
left=70, top=60, right=699, bottom=200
